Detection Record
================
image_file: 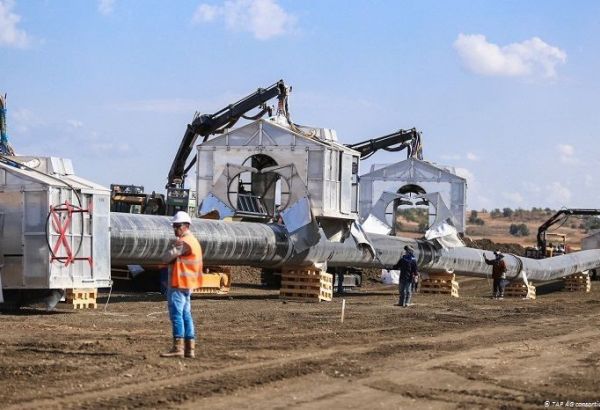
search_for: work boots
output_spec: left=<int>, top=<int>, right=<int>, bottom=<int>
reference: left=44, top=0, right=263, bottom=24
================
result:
left=184, top=339, right=195, bottom=358
left=160, top=338, right=184, bottom=358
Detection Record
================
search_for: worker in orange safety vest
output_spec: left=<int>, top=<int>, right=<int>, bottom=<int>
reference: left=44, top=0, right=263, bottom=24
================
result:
left=160, top=211, right=203, bottom=358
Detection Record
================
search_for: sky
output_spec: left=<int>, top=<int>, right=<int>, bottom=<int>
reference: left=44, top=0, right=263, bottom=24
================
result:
left=1, top=0, right=600, bottom=211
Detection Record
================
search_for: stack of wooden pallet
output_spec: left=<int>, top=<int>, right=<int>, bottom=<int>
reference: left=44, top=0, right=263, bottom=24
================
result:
left=280, top=266, right=333, bottom=302
left=420, top=273, right=459, bottom=298
left=563, top=272, right=591, bottom=292
left=65, top=288, right=97, bottom=309
left=504, top=281, right=536, bottom=299
left=192, top=266, right=231, bottom=295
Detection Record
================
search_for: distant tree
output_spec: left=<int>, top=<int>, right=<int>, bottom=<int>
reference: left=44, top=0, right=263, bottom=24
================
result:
left=503, top=207, right=514, bottom=218
left=481, top=208, right=488, bottom=213
left=509, top=223, right=530, bottom=237
left=490, top=208, right=501, bottom=218
left=584, top=217, right=600, bottom=232
left=468, top=210, right=479, bottom=224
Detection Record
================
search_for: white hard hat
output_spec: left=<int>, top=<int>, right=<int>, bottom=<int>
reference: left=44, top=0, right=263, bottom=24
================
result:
left=171, top=211, right=192, bottom=225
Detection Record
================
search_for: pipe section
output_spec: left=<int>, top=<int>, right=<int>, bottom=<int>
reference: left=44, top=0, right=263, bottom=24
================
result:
left=110, top=213, right=600, bottom=282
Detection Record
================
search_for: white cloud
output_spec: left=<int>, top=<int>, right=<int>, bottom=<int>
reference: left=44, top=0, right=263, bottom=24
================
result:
left=547, top=181, right=571, bottom=206
left=67, top=120, right=83, bottom=129
left=502, top=191, right=524, bottom=205
left=453, top=34, right=566, bottom=78
left=466, top=152, right=479, bottom=161
left=0, top=0, right=29, bottom=48
left=193, top=4, right=219, bottom=22
left=556, top=143, right=577, bottom=164
left=98, top=0, right=115, bottom=15
left=192, top=0, right=297, bottom=40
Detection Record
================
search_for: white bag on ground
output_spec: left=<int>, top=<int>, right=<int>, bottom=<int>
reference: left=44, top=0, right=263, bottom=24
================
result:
left=381, top=269, right=400, bottom=285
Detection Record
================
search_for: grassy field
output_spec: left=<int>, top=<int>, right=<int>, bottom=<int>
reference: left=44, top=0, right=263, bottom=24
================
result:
left=395, top=208, right=599, bottom=249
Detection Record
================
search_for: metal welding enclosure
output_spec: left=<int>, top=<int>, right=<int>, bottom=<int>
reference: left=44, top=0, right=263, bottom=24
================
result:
left=359, top=158, right=467, bottom=233
left=0, top=156, right=111, bottom=291
left=196, top=117, right=361, bottom=243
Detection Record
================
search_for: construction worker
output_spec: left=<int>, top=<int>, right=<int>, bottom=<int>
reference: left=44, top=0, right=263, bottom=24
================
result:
left=160, top=211, right=203, bottom=358
left=394, top=245, right=418, bottom=307
left=484, top=250, right=507, bottom=299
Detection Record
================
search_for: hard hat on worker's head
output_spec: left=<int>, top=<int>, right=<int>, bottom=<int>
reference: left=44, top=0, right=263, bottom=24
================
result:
left=494, top=250, right=503, bottom=258
left=171, top=211, right=192, bottom=225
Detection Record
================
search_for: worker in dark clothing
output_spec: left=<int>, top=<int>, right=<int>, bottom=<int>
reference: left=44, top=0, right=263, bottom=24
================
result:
left=394, top=245, right=418, bottom=307
left=336, top=267, right=345, bottom=294
left=484, top=250, right=507, bottom=299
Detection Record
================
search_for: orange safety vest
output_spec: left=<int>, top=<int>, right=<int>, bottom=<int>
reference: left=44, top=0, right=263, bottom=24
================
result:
left=171, top=232, right=203, bottom=289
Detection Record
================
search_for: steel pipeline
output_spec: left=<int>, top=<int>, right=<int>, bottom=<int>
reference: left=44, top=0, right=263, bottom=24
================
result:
left=110, top=213, right=600, bottom=281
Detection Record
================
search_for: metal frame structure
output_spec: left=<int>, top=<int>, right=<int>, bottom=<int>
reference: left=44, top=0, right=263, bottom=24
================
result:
left=0, top=156, right=111, bottom=292
left=359, top=158, right=467, bottom=233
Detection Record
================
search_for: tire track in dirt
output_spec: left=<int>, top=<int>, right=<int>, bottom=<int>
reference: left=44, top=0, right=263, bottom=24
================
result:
left=11, top=312, right=599, bottom=410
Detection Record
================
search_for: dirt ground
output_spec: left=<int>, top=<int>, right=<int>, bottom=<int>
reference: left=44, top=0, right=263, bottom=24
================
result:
left=2, top=275, right=600, bottom=409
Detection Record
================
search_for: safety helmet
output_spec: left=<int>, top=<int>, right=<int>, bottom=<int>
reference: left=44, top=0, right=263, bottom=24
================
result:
left=171, top=211, right=192, bottom=225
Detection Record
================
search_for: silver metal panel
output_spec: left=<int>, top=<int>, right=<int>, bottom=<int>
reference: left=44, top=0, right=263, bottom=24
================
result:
left=339, top=153, right=352, bottom=214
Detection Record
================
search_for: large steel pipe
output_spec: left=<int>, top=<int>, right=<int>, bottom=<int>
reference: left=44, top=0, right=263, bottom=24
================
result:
left=110, top=213, right=600, bottom=282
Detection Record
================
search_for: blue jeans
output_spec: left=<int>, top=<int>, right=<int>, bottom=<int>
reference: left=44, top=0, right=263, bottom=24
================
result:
left=167, top=288, right=195, bottom=339
left=399, top=278, right=413, bottom=306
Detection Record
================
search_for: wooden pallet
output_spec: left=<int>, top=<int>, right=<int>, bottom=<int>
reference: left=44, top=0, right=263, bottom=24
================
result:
left=420, top=274, right=459, bottom=297
left=64, top=288, right=98, bottom=309
left=280, top=266, right=332, bottom=302
left=504, top=281, right=536, bottom=299
left=563, top=273, right=591, bottom=292
left=192, top=266, right=232, bottom=295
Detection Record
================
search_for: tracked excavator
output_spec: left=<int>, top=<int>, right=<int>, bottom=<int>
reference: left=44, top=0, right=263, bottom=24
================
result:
left=525, top=208, right=600, bottom=259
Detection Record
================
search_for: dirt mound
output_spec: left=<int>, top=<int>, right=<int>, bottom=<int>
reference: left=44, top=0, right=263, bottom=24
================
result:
left=228, top=266, right=262, bottom=284
left=462, top=237, right=525, bottom=256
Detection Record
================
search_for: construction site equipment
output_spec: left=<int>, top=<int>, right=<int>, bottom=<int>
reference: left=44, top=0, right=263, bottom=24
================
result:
left=359, top=158, right=467, bottom=234
left=196, top=116, right=363, bottom=248
left=109, top=213, right=600, bottom=285
left=110, top=184, right=166, bottom=215
left=0, top=155, right=111, bottom=308
left=167, top=80, right=289, bottom=215
left=192, top=266, right=231, bottom=294
left=345, top=128, right=423, bottom=160
left=525, top=208, right=600, bottom=259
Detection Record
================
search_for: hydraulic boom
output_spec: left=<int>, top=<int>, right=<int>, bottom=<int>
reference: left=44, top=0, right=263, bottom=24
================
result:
left=346, top=128, right=423, bottom=160
left=166, top=80, right=289, bottom=190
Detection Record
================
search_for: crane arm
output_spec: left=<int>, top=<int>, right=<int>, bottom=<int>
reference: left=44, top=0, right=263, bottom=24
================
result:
left=346, top=128, right=422, bottom=160
left=537, top=208, right=600, bottom=251
left=166, top=80, right=288, bottom=188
